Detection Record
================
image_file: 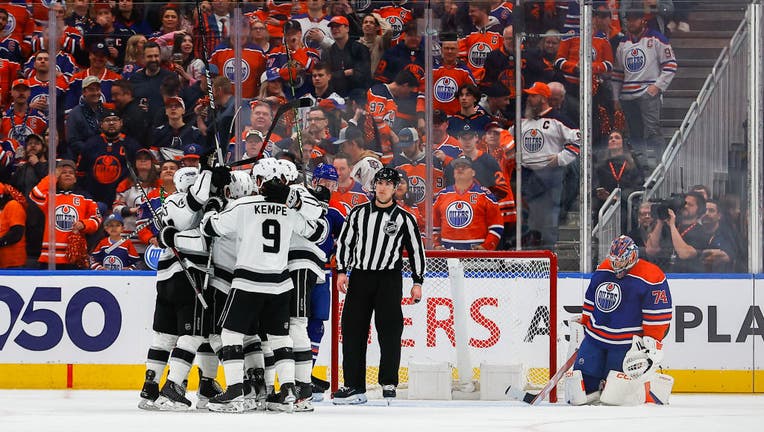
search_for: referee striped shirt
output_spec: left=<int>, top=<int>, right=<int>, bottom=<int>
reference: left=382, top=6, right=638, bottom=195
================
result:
left=336, top=201, right=426, bottom=284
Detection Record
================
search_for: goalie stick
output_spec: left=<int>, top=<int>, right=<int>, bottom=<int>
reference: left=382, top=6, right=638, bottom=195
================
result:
left=228, top=97, right=314, bottom=168
left=505, top=349, right=579, bottom=405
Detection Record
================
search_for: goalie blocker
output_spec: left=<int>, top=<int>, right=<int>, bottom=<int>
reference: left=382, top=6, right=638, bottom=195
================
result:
left=565, top=235, right=673, bottom=406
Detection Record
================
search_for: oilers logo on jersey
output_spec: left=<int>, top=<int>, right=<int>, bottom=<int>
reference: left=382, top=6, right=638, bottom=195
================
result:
left=104, top=255, right=124, bottom=271
left=55, top=204, right=79, bottom=231
left=223, top=58, right=251, bottom=82
left=468, top=42, right=491, bottom=69
left=595, top=281, right=622, bottom=312
left=625, top=48, right=646, bottom=72
left=144, top=244, right=162, bottom=270
left=522, top=129, right=545, bottom=153
left=387, top=16, right=405, bottom=39
left=446, top=201, right=473, bottom=228
left=408, top=176, right=427, bottom=204
left=434, top=76, right=458, bottom=103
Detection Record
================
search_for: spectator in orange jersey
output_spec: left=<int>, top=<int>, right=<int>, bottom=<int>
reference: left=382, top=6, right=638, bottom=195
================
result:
left=483, top=121, right=517, bottom=248
left=30, top=159, right=102, bottom=269
left=433, top=32, right=477, bottom=116
left=445, top=128, right=510, bottom=207
left=0, top=182, right=26, bottom=268
left=458, top=1, right=503, bottom=82
left=433, top=156, right=503, bottom=251
left=394, top=170, right=425, bottom=238
left=388, top=127, right=445, bottom=205
left=331, top=152, right=369, bottom=213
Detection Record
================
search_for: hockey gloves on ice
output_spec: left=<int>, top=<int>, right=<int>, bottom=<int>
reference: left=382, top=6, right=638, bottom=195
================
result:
left=211, top=166, right=232, bottom=189
left=158, top=226, right=179, bottom=249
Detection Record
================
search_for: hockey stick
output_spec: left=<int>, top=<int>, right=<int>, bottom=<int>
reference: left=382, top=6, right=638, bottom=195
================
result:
left=282, top=28, right=305, bottom=159
left=228, top=97, right=314, bottom=168
left=530, top=348, right=578, bottom=405
left=104, top=219, right=154, bottom=254
left=125, top=161, right=208, bottom=309
left=195, top=0, right=224, bottom=166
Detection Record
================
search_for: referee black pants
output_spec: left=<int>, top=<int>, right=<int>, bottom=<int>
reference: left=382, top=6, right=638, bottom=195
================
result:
left=341, top=269, right=403, bottom=391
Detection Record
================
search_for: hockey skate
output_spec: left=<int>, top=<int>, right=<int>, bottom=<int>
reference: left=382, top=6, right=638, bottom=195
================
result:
left=294, top=382, right=314, bottom=412
left=196, top=376, right=224, bottom=410
left=241, top=375, right=257, bottom=411
left=155, top=380, right=192, bottom=411
left=250, top=369, right=269, bottom=411
left=311, top=375, right=330, bottom=402
left=382, top=384, right=396, bottom=405
left=331, top=386, right=367, bottom=405
left=138, top=370, right=159, bottom=411
left=266, top=383, right=297, bottom=413
left=207, top=383, right=246, bottom=413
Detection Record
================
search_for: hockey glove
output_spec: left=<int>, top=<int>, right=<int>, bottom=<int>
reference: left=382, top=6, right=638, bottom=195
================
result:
left=310, top=184, right=331, bottom=203
left=157, top=226, right=179, bottom=249
left=210, top=166, right=232, bottom=189
left=622, top=335, right=663, bottom=380
left=203, top=196, right=227, bottom=213
left=261, top=179, right=290, bottom=204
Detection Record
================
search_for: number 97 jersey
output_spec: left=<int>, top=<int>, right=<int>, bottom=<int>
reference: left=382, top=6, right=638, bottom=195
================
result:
left=204, top=195, right=319, bottom=295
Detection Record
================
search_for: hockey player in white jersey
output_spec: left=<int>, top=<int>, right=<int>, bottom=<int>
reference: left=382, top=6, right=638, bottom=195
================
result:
left=276, top=159, right=329, bottom=412
left=200, top=158, right=325, bottom=413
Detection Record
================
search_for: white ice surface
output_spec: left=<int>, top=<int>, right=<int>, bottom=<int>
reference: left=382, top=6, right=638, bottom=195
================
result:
left=1, top=391, right=763, bottom=432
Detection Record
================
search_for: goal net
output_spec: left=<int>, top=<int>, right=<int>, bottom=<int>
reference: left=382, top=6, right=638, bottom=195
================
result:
left=329, top=250, right=559, bottom=401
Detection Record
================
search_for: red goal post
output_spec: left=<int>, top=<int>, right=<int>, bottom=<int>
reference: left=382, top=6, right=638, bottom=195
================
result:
left=329, top=250, right=559, bottom=401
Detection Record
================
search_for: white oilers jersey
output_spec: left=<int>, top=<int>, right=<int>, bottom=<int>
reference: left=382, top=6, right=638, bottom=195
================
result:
left=510, top=108, right=581, bottom=171
left=156, top=192, right=206, bottom=282
left=206, top=195, right=318, bottom=295
left=351, top=154, right=384, bottom=192
left=613, top=29, right=677, bottom=100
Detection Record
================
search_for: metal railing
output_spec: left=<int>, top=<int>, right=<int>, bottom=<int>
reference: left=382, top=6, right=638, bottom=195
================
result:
left=592, top=188, right=621, bottom=264
left=626, top=13, right=751, bottom=229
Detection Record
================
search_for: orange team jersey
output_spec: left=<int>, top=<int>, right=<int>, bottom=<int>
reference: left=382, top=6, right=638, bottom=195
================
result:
left=433, top=181, right=503, bottom=250
left=0, top=59, right=21, bottom=109
left=387, top=154, right=445, bottom=204
left=266, top=0, right=308, bottom=39
left=332, top=179, right=369, bottom=214
left=0, top=108, right=47, bottom=143
left=365, top=83, right=423, bottom=163
left=210, top=46, right=267, bottom=99
left=2, top=2, right=34, bottom=55
left=397, top=200, right=425, bottom=237
left=555, top=32, right=614, bottom=86
left=373, top=4, right=414, bottom=46
left=29, top=175, right=101, bottom=264
left=487, top=130, right=517, bottom=224
left=458, top=30, right=502, bottom=82
left=29, top=0, right=53, bottom=25
left=0, top=196, right=26, bottom=267
left=432, top=62, right=477, bottom=115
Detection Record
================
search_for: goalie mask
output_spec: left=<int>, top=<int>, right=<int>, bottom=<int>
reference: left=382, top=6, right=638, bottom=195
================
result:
left=608, top=235, right=638, bottom=278
left=173, top=166, right=200, bottom=194
left=225, top=170, right=255, bottom=199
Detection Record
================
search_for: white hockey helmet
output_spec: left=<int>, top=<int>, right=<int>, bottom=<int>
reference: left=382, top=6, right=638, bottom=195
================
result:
left=276, top=159, right=299, bottom=183
left=224, top=170, right=255, bottom=199
left=173, top=166, right=200, bottom=193
left=251, top=157, right=281, bottom=192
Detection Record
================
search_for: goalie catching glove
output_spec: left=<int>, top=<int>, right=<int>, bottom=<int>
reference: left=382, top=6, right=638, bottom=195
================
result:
left=261, top=179, right=301, bottom=209
left=622, top=335, right=664, bottom=380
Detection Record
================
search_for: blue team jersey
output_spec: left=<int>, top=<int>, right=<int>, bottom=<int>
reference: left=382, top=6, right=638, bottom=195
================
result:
left=582, top=258, right=672, bottom=348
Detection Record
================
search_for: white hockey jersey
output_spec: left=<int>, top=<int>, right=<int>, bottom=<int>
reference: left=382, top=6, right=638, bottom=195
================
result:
left=350, top=152, right=384, bottom=192
left=612, top=28, right=677, bottom=100
left=204, top=195, right=319, bottom=295
left=510, top=108, right=581, bottom=171
left=287, top=184, right=329, bottom=281
left=156, top=192, right=206, bottom=282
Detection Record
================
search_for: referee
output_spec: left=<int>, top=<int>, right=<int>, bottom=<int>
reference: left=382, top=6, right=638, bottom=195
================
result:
left=332, top=167, right=426, bottom=405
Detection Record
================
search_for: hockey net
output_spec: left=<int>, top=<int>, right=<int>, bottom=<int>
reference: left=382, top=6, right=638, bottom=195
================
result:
left=329, top=250, right=559, bottom=401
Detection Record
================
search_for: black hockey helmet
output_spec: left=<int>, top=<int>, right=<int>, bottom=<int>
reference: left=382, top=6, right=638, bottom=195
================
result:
left=373, top=167, right=402, bottom=187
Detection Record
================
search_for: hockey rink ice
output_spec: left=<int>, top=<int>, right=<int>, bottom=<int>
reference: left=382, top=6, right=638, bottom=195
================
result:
left=1, top=391, right=762, bottom=432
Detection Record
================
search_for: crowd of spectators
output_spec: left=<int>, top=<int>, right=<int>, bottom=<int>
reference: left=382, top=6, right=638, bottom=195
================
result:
left=0, top=0, right=748, bottom=274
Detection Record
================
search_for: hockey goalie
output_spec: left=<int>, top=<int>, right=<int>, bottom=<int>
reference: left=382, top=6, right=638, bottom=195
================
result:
left=565, top=235, right=674, bottom=406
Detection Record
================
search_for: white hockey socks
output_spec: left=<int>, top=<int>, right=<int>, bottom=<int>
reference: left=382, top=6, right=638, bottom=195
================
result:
left=196, top=341, right=219, bottom=380
left=269, top=333, right=295, bottom=385
left=146, top=332, right=178, bottom=381
left=220, top=330, right=245, bottom=387
left=243, top=334, right=265, bottom=372
left=289, top=317, right=312, bottom=383
left=166, top=335, right=205, bottom=385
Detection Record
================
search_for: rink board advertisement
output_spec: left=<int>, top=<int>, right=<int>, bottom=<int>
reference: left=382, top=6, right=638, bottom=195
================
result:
left=0, top=271, right=762, bottom=392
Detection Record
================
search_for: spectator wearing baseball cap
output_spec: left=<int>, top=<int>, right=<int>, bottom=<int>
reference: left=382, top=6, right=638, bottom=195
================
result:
left=90, top=212, right=140, bottom=271
left=322, top=14, right=371, bottom=97
left=150, top=95, right=203, bottom=161
left=64, top=40, right=123, bottom=112
left=181, top=143, right=203, bottom=168
left=1, top=77, right=47, bottom=151
left=389, top=127, right=446, bottom=204
left=479, top=84, right=512, bottom=127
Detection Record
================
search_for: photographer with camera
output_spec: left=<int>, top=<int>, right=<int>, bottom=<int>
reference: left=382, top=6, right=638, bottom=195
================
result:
left=645, top=191, right=710, bottom=273
left=629, top=202, right=672, bottom=268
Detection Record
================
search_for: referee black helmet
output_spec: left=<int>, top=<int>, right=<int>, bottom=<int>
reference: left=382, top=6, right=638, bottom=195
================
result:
left=373, top=167, right=402, bottom=187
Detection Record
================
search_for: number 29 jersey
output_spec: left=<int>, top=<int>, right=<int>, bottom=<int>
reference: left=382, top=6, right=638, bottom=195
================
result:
left=205, top=195, right=317, bottom=295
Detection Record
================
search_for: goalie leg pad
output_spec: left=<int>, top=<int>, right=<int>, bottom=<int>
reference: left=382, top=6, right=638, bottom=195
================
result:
left=646, top=373, right=674, bottom=405
left=600, top=370, right=645, bottom=406
left=567, top=317, right=585, bottom=360
left=564, top=370, right=601, bottom=405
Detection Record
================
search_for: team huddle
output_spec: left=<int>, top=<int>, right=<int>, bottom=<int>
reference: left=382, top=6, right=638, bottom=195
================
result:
left=136, top=157, right=343, bottom=413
